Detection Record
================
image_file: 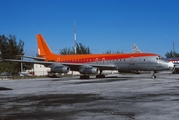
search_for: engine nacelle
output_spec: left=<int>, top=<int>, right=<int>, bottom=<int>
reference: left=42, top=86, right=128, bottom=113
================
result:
left=79, top=67, right=99, bottom=74
left=49, top=64, right=70, bottom=73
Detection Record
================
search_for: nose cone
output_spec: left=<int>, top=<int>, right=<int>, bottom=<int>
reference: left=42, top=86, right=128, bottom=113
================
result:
left=168, top=62, right=174, bottom=70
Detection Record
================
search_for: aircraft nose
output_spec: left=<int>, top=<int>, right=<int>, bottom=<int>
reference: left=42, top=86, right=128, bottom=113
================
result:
left=168, top=62, right=174, bottom=70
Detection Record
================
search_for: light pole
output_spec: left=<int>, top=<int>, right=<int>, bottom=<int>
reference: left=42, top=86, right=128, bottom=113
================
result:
left=172, top=41, right=175, bottom=58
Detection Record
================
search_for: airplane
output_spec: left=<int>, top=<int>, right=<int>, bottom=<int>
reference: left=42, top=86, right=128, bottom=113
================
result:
left=3, top=34, right=174, bottom=79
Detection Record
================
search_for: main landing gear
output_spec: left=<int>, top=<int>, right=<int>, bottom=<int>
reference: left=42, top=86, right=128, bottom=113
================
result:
left=96, top=74, right=105, bottom=78
left=96, top=70, right=105, bottom=78
left=151, top=71, right=156, bottom=79
left=80, top=74, right=90, bottom=79
left=79, top=70, right=106, bottom=79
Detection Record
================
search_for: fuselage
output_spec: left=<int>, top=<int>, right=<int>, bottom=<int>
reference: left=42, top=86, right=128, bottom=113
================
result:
left=43, top=52, right=173, bottom=72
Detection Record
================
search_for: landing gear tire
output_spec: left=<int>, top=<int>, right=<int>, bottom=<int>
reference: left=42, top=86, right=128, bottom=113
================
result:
left=96, top=74, right=105, bottom=78
left=80, top=75, right=90, bottom=79
left=151, top=75, right=156, bottom=79
left=96, top=70, right=105, bottom=78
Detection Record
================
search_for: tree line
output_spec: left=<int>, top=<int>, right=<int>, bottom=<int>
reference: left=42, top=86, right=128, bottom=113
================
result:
left=0, top=34, right=24, bottom=74
left=165, top=50, right=179, bottom=58
left=59, top=43, right=91, bottom=54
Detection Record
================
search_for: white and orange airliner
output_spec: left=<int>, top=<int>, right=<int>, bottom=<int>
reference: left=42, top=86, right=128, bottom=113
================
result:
left=4, top=34, right=174, bottom=79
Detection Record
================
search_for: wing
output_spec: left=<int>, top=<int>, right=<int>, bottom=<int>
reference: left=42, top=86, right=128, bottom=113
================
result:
left=2, top=59, right=117, bottom=71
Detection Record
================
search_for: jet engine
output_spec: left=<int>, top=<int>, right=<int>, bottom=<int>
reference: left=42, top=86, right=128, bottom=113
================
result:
left=79, top=66, right=99, bottom=74
left=49, top=63, right=70, bottom=73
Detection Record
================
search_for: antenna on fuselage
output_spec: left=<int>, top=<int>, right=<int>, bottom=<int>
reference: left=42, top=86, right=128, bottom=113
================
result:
left=172, top=41, right=175, bottom=58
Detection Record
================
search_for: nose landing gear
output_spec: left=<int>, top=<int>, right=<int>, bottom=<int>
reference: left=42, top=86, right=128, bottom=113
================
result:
left=151, top=71, right=156, bottom=79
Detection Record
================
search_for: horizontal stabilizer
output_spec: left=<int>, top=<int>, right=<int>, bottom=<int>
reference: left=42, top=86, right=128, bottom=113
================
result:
left=17, top=55, right=46, bottom=61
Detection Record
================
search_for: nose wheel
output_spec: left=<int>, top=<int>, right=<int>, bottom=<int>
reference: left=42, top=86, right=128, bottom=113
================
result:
left=151, top=71, right=156, bottom=79
left=151, top=75, right=156, bottom=79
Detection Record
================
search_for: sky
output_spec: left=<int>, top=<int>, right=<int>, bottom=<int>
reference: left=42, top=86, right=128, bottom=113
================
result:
left=0, top=0, right=179, bottom=57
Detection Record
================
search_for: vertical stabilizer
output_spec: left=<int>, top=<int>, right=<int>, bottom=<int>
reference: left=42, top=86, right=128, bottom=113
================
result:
left=36, top=34, right=53, bottom=57
left=132, top=44, right=142, bottom=53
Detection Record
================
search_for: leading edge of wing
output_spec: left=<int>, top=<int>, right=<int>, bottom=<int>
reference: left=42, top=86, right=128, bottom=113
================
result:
left=62, top=62, right=117, bottom=70
left=2, top=59, right=52, bottom=66
left=2, top=59, right=117, bottom=70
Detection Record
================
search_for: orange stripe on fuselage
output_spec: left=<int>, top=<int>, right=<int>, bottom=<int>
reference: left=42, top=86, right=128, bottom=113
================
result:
left=44, top=53, right=158, bottom=63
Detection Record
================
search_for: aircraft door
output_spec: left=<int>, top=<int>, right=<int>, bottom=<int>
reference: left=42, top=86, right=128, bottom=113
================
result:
left=57, top=57, right=60, bottom=62
left=96, top=58, right=98, bottom=63
left=102, top=58, right=105, bottom=64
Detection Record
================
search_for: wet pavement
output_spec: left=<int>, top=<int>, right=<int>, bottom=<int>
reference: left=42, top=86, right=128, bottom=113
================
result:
left=0, top=73, right=179, bottom=120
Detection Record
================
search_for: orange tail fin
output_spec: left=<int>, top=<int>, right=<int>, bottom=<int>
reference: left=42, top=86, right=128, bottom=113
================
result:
left=36, top=34, right=53, bottom=58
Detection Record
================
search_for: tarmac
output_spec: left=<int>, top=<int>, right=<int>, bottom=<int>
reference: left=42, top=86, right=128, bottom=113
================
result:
left=0, top=73, right=179, bottom=120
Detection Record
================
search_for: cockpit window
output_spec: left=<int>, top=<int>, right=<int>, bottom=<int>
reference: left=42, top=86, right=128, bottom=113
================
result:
left=158, top=56, right=164, bottom=60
